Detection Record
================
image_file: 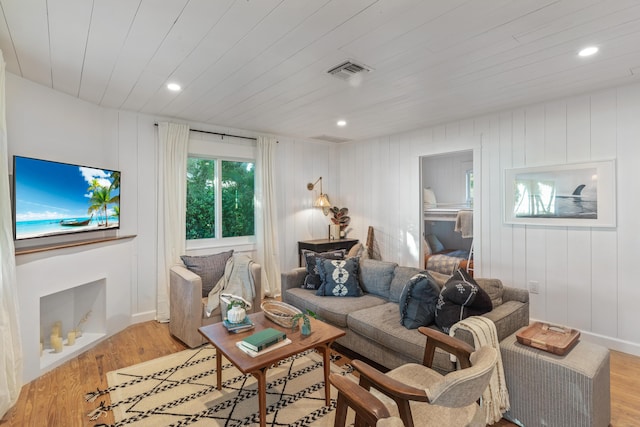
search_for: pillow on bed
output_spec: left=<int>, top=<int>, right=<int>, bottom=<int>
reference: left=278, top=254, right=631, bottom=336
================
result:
left=426, top=234, right=445, bottom=253
left=424, top=188, right=437, bottom=207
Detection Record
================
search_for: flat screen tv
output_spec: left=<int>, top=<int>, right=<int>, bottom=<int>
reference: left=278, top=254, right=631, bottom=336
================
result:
left=12, top=156, right=120, bottom=241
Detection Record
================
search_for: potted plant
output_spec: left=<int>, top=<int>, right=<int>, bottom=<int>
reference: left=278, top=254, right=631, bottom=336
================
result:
left=329, top=206, right=351, bottom=238
left=291, top=309, right=317, bottom=336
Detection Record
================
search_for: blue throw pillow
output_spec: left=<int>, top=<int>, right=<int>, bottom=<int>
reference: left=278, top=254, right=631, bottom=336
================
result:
left=302, top=249, right=346, bottom=290
left=316, top=257, right=362, bottom=297
left=399, top=273, right=441, bottom=329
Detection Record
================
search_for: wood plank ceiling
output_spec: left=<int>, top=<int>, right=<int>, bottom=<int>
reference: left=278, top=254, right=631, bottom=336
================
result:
left=1, top=0, right=639, bottom=142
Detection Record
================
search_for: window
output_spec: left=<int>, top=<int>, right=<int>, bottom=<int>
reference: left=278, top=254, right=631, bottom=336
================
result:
left=186, top=157, right=255, bottom=241
left=465, top=169, right=474, bottom=205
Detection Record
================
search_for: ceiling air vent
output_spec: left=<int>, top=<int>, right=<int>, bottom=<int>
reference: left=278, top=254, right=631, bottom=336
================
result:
left=311, top=135, right=352, bottom=143
left=327, top=60, right=372, bottom=81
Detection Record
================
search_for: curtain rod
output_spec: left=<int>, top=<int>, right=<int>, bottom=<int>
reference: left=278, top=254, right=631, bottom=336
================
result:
left=154, top=123, right=257, bottom=141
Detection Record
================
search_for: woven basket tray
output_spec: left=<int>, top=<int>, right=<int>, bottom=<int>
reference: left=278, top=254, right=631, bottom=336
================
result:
left=261, top=301, right=302, bottom=328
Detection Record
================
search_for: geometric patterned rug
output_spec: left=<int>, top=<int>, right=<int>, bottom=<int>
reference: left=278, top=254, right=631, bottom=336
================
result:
left=86, top=345, right=356, bottom=426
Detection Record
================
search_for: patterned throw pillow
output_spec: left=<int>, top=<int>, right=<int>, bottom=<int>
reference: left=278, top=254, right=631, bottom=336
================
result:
left=399, top=273, right=441, bottom=329
left=434, top=268, right=492, bottom=333
left=181, top=250, right=234, bottom=297
left=316, top=257, right=362, bottom=297
left=302, top=249, right=346, bottom=290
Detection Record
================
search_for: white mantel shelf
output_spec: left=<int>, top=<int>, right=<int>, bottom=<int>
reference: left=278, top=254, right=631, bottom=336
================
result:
left=15, top=234, right=136, bottom=256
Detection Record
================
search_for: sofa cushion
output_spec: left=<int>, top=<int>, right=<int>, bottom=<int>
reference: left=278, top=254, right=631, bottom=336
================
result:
left=347, top=303, right=427, bottom=362
left=359, top=259, right=398, bottom=299
left=316, top=257, right=362, bottom=297
left=434, top=269, right=492, bottom=333
left=347, top=242, right=364, bottom=258
left=427, top=270, right=450, bottom=288
left=284, top=288, right=386, bottom=328
left=399, top=273, right=441, bottom=329
left=476, top=278, right=504, bottom=307
left=452, top=269, right=493, bottom=313
left=181, top=250, right=233, bottom=297
left=423, top=271, right=503, bottom=308
left=302, top=249, right=346, bottom=290
left=389, top=266, right=428, bottom=303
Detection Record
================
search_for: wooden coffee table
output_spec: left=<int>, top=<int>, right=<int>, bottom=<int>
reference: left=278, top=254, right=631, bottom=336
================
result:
left=198, top=312, right=345, bottom=427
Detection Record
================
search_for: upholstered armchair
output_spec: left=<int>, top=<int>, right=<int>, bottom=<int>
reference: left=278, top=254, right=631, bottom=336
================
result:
left=330, top=327, right=497, bottom=427
left=169, top=252, right=262, bottom=348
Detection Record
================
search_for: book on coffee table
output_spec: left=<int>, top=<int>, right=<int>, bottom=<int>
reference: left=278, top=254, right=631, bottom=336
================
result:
left=241, top=327, right=287, bottom=352
left=223, top=318, right=255, bottom=333
left=235, top=338, right=292, bottom=358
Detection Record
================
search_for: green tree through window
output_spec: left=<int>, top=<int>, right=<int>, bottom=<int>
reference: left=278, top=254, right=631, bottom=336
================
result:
left=186, top=157, right=254, bottom=240
left=221, top=161, right=254, bottom=237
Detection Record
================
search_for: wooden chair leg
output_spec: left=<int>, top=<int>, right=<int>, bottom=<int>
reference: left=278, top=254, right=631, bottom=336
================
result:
left=396, top=399, right=414, bottom=427
left=330, top=373, right=391, bottom=427
left=334, top=393, right=349, bottom=427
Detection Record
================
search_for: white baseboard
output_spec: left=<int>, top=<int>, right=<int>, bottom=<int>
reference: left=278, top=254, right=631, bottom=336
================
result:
left=132, top=310, right=156, bottom=324
left=578, top=331, right=640, bottom=357
left=529, top=318, right=640, bottom=357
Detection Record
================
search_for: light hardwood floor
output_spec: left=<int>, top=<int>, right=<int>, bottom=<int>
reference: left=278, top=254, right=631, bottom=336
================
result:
left=1, top=321, right=638, bottom=426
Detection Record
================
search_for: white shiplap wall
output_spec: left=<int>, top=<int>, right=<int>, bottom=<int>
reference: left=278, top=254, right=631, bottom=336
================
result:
left=6, top=72, right=338, bottom=381
left=339, top=82, right=640, bottom=355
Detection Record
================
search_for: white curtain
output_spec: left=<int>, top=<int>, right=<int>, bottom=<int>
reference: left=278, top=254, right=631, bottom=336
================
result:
left=156, top=122, right=189, bottom=322
left=0, top=50, right=23, bottom=418
left=255, top=136, right=281, bottom=297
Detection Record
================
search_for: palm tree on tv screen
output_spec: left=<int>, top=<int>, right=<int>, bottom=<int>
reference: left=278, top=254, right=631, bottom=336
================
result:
left=86, top=172, right=120, bottom=226
left=88, top=186, right=117, bottom=227
left=110, top=171, right=120, bottom=191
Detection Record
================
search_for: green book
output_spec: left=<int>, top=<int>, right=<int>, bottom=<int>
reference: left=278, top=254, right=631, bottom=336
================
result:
left=241, top=327, right=286, bottom=352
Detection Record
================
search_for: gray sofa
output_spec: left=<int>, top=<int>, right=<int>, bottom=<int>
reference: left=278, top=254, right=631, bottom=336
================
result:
left=281, top=258, right=529, bottom=373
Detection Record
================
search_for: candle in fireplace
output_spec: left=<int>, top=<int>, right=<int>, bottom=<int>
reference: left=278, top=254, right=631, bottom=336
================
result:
left=52, top=336, right=63, bottom=353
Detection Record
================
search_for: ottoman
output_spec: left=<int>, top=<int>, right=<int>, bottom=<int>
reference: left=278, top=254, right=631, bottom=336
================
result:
left=500, top=333, right=610, bottom=427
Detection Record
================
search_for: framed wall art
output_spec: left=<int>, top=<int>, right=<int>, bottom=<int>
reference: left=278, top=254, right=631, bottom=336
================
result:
left=504, top=160, right=616, bottom=227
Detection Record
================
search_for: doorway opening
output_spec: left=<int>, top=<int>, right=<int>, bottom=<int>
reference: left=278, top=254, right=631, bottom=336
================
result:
left=420, top=150, right=475, bottom=276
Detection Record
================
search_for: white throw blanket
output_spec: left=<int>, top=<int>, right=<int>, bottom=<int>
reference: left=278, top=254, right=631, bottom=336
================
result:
left=449, top=316, right=510, bottom=425
left=205, top=254, right=255, bottom=317
left=454, top=210, right=473, bottom=238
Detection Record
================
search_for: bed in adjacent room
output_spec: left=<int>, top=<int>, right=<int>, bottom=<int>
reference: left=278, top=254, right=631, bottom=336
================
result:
left=423, top=207, right=474, bottom=276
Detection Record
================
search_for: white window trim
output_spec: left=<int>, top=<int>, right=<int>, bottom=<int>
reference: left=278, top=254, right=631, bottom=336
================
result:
left=185, top=136, right=256, bottom=251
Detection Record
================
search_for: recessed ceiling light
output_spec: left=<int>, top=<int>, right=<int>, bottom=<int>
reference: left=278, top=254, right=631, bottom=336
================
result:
left=578, top=46, right=599, bottom=57
left=337, top=120, right=347, bottom=127
left=167, top=82, right=181, bottom=91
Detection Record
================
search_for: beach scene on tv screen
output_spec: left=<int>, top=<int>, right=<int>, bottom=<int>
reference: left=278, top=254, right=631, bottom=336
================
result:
left=14, top=157, right=120, bottom=240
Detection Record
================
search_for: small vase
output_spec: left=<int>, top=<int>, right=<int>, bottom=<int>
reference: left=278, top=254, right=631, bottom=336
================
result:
left=227, top=306, right=246, bottom=323
left=301, top=323, right=311, bottom=336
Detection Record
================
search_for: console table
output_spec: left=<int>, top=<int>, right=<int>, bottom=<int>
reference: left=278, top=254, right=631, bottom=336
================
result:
left=298, top=238, right=359, bottom=266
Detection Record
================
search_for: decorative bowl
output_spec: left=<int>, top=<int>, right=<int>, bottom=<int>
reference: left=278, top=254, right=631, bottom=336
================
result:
left=261, top=300, right=302, bottom=328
